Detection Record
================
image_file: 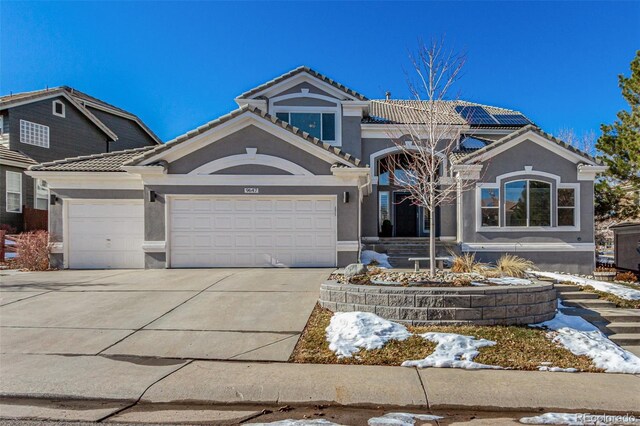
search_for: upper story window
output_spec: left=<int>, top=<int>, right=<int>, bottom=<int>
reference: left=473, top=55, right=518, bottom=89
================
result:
left=20, top=120, right=49, bottom=148
left=275, top=112, right=336, bottom=142
left=52, top=100, right=65, bottom=117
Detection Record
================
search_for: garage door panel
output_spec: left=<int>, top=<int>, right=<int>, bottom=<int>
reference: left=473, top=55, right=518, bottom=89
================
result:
left=170, top=196, right=336, bottom=268
left=68, top=201, right=144, bottom=269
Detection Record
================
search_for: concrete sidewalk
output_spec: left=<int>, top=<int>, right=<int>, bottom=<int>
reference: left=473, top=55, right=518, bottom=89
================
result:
left=1, top=354, right=639, bottom=422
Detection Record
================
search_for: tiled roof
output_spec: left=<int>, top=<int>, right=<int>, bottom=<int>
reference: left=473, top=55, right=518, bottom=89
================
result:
left=0, top=145, right=37, bottom=168
left=452, top=125, right=601, bottom=165
left=125, top=105, right=365, bottom=167
left=29, top=146, right=154, bottom=172
left=364, top=100, right=532, bottom=128
left=0, top=87, right=161, bottom=144
left=237, top=66, right=368, bottom=101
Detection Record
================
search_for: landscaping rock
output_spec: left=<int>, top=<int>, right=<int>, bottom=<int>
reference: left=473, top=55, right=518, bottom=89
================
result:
left=344, top=263, right=367, bottom=278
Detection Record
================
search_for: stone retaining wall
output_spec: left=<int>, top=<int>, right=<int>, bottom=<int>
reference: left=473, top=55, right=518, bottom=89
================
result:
left=319, top=281, right=557, bottom=326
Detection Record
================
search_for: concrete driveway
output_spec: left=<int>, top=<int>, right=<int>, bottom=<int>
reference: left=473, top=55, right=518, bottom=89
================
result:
left=0, top=268, right=330, bottom=361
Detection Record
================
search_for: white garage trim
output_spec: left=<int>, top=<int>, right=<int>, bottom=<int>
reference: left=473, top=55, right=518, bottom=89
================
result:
left=64, top=199, right=145, bottom=269
left=166, top=194, right=338, bottom=268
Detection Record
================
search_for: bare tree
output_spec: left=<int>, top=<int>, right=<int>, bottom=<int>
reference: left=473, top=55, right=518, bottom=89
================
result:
left=556, top=127, right=597, bottom=156
left=386, top=38, right=479, bottom=276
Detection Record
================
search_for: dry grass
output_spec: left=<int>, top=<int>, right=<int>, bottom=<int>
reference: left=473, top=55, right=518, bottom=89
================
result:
left=291, top=305, right=599, bottom=371
left=450, top=253, right=486, bottom=274
left=580, top=285, right=640, bottom=309
left=491, top=254, right=536, bottom=278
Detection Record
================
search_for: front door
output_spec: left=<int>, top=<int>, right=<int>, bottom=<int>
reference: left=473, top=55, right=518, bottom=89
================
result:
left=394, top=193, right=417, bottom=237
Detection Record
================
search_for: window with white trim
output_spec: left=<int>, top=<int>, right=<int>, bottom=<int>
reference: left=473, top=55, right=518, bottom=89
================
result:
left=275, top=112, right=336, bottom=142
left=557, top=187, right=576, bottom=226
left=52, top=100, right=65, bottom=117
left=35, top=179, right=49, bottom=210
left=480, top=187, right=500, bottom=226
left=6, top=171, right=22, bottom=213
left=20, top=120, right=49, bottom=148
left=379, top=191, right=390, bottom=228
left=504, top=180, right=551, bottom=227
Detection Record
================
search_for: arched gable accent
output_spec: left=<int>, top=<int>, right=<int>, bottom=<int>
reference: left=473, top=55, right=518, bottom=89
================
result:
left=369, top=145, right=447, bottom=182
left=189, top=148, right=314, bottom=176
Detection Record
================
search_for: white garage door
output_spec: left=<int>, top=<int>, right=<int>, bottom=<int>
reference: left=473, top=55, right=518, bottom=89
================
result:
left=67, top=200, right=145, bottom=269
left=169, top=196, right=336, bottom=267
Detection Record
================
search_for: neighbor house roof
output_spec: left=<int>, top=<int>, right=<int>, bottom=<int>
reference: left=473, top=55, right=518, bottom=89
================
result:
left=125, top=105, right=364, bottom=167
left=237, top=66, right=368, bottom=101
left=0, top=86, right=161, bottom=144
left=364, top=100, right=533, bottom=128
left=29, top=146, right=154, bottom=172
left=0, top=145, right=38, bottom=168
left=451, top=125, right=601, bottom=165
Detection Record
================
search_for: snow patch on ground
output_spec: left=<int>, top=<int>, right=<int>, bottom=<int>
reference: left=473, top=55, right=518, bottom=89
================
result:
left=361, top=250, right=392, bottom=269
left=367, top=413, right=443, bottom=426
left=519, top=413, right=591, bottom=425
left=537, top=366, right=578, bottom=372
left=326, top=312, right=411, bottom=358
left=401, top=332, right=502, bottom=369
left=531, top=270, right=640, bottom=300
left=486, top=277, right=533, bottom=286
left=250, top=420, right=344, bottom=426
left=531, top=305, right=640, bottom=374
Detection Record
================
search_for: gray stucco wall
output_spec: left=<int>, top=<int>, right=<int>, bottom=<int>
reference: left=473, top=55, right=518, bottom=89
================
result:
left=475, top=251, right=595, bottom=275
left=341, top=116, right=362, bottom=161
left=462, top=139, right=594, bottom=244
left=272, top=82, right=338, bottom=100
left=169, top=125, right=334, bottom=175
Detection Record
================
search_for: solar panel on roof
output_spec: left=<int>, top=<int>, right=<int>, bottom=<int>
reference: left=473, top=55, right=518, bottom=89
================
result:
left=455, top=106, right=499, bottom=125
left=492, top=114, right=531, bottom=126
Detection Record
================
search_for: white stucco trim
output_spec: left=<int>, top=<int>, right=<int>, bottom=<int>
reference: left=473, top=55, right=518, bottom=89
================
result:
left=189, top=151, right=314, bottom=176
left=50, top=242, right=63, bottom=254
left=142, top=241, right=166, bottom=253
left=140, top=174, right=363, bottom=187
left=461, top=242, right=595, bottom=252
left=337, top=241, right=360, bottom=252
left=26, top=171, right=143, bottom=190
left=361, top=124, right=466, bottom=139
left=577, top=165, right=608, bottom=181
left=368, top=145, right=447, bottom=182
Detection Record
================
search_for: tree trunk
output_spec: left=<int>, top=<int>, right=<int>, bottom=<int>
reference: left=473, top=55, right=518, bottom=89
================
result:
left=429, top=208, right=436, bottom=276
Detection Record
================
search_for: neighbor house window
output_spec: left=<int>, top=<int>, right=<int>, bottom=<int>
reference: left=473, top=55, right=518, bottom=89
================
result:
left=275, top=112, right=336, bottom=141
left=20, top=120, right=49, bottom=148
left=6, top=171, right=22, bottom=213
left=558, top=187, right=576, bottom=226
left=504, top=180, right=551, bottom=227
left=35, top=179, right=49, bottom=210
left=52, top=100, right=65, bottom=117
left=480, top=187, right=500, bottom=226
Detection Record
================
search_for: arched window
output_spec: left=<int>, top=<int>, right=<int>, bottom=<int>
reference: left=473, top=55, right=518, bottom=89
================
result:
left=504, top=180, right=551, bottom=227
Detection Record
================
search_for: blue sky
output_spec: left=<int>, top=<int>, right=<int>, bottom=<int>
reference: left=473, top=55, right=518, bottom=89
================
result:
left=1, top=1, right=639, bottom=142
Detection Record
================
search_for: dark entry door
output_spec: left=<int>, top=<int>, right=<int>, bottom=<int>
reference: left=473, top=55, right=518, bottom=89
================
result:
left=394, top=193, right=417, bottom=237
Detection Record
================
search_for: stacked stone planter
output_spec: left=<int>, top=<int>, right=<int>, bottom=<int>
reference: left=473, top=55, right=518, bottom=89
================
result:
left=319, top=281, right=557, bottom=326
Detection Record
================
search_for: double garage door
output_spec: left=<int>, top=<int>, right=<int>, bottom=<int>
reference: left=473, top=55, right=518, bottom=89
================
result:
left=169, top=196, right=337, bottom=268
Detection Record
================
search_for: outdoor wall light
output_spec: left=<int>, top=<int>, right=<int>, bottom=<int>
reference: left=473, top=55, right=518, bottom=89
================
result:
left=148, top=190, right=157, bottom=203
left=343, top=191, right=350, bottom=203
left=49, top=194, right=58, bottom=205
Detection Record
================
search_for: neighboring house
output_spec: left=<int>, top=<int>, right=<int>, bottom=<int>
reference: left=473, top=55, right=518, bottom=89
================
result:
left=28, top=66, right=605, bottom=273
left=611, top=222, right=640, bottom=273
left=0, top=87, right=161, bottom=231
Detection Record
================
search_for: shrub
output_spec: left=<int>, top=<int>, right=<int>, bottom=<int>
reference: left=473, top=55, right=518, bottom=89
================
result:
left=595, top=266, right=616, bottom=272
left=615, top=271, right=638, bottom=283
left=451, top=253, right=486, bottom=273
left=494, top=254, right=536, bottom=278
left=0, top=224, right=17, bottom=234
left=15, top=231, right=50, bottom=271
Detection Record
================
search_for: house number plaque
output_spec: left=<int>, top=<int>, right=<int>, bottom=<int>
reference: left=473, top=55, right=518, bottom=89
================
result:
left=244, top=187, right=259, bottom=194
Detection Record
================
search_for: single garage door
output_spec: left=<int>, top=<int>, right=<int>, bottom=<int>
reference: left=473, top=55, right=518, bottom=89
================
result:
left=169, top=196, right=336, bottom=267
left=67, top=200, right=145, bottom=269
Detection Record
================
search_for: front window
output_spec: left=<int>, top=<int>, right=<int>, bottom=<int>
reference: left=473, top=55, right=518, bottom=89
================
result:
left=558, top=187, right=576, bottom=226
left=275, top=112, right=336, bottom=142
left=480, top=187, right=499, bottom=226
left=20, top=120, right=49, bottom=148
left=35, top=179, right=49, bottom=210
left=6, top=171, right=22, bottom=213
left=504, top=180, right=551, bottom=227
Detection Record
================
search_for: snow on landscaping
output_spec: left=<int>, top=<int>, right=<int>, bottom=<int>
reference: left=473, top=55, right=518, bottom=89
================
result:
left=519, top=412, right=593, bottom=425
left=531, top=303, right=640, bottom=374
left=401, top=332, right=502, bottom=369
left=537, top=366, right=578, bottom=373
left=486, top=277, right=533, bottom=286
left=531, top=271, right=640, bottom=300
left=367, top=413, right=443, bottom=426
left=361, top=250, right=392, bottom=269
left=326, top=312, right=411, bottom=358
left=250, top=420, right=344, bottom=426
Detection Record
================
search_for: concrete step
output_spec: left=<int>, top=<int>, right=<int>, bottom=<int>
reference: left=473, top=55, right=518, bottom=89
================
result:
left=553, top=284, right=581, bottom=293
left=576, top=309, right=640, bottom=324
left=562, top=300, right=617, bottom=309
left=622, top=345, right=640, bottom=357
left=608, top=333, right=640, bottom=346
left=598, top=322, right=640, bottom=334
left=559, top=291, right=600, bottom=300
